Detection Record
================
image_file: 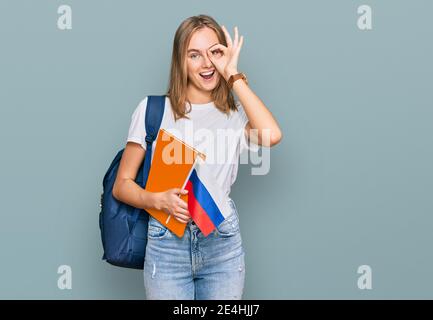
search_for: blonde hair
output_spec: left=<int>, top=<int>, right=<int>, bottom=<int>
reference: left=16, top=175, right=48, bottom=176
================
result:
left=166, top=14, right=238, bottom=121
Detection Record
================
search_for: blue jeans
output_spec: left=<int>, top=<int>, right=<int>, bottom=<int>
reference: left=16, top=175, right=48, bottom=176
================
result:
left=143, top=198, right=245, bottom=300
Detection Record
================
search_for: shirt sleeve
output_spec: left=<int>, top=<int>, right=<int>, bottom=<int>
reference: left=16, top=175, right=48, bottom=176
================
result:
left=126, top=96, right=148, bottom=150
left=236, top=101, right=260, bottom=153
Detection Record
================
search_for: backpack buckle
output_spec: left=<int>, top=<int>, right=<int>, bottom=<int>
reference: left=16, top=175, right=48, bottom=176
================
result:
left=145, top=135, right=154, bottom=145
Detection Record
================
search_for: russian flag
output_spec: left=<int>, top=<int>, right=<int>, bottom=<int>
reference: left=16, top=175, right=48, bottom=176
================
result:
left=185, top=160, right=231, bottom=236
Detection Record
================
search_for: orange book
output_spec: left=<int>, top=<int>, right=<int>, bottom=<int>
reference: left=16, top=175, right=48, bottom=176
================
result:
left=145, top=128, right=206, bottom=237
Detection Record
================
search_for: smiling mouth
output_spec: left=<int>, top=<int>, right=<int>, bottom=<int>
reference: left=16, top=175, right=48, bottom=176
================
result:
left=199, top=70, right=215, bottom=80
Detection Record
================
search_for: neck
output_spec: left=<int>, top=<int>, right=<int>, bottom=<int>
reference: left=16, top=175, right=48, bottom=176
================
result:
left=186, top=83, right=213, bottom=104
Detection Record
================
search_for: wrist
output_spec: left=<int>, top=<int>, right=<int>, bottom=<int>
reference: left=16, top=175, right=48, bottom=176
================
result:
left=224, top=69, right=238, bottom=81
left=227, top=72, right=248, bottom=90
left=140, top=190, right=161, bottom=211
left=151, top=192, right=162, bottom=211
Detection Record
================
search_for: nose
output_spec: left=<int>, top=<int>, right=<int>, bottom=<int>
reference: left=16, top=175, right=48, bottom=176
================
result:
left=202, top=53, right=213, bottom=68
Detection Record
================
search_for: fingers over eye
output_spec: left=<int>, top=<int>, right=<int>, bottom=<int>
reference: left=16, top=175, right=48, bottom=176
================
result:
left=221, top=25, right=233, bottom=47
left=209, top=44, right=226, bottom=52
left=237, top=36, right=244, bottom=52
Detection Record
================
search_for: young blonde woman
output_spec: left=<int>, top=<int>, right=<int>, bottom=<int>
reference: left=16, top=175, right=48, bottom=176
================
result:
left=112, top=14, right=282, bottom=300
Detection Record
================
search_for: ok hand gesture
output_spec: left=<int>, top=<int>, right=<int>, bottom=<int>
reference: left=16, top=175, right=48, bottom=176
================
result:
left=207, top=26, right=244, bottom=81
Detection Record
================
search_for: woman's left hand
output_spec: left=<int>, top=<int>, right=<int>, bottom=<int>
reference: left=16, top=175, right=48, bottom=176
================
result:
left=207, top=25, right=244, bottom=81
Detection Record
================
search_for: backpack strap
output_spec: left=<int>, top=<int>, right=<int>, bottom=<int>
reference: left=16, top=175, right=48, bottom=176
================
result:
left=130, top=95, right=165, bottom=228
left=141, top=95, right=166, bottom=188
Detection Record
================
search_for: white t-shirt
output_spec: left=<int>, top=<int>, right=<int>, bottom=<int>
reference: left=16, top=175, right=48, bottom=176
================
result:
left=126, top=96, right=252, bottom=198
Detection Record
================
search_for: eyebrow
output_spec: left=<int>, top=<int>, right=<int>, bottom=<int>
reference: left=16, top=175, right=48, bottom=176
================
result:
left=187, top=43, right=219, bottom=53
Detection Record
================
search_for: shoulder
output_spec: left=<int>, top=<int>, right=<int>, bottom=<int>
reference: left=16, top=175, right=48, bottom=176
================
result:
left=229, top=100, right=248, bottom=125
left=130, top=96, right=148, bottom=119
left=232, top=100, right=246, bottom=115
left=137, top=95, right=150, bottom=112
left=131, top=95, right=171, bottom=118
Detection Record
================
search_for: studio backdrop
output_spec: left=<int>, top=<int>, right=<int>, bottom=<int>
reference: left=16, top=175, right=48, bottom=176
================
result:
left=0, top=0, right=432, bottom=299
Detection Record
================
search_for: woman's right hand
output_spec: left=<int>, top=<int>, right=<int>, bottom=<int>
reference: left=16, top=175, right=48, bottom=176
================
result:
left=155, top=188, right=191, bottom=224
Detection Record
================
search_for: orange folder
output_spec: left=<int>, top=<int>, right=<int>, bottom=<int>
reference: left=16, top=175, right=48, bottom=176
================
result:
left=145, top=128, right=206, bottom=237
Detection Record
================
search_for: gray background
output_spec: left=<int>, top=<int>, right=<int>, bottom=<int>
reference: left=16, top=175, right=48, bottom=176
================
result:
left=0, top=0, right=432, bottom=299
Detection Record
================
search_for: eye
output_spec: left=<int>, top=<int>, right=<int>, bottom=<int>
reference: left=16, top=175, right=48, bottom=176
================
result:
left=212, top=49, right=222, bottom=57
left=190, top=53, right=200, bottom=59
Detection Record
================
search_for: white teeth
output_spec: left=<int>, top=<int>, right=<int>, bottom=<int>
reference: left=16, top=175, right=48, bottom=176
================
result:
left=200, top=71, right=214, bottom=76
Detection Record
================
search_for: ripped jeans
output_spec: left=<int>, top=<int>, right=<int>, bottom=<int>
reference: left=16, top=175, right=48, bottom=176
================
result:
left=143, top=198, right=245, bottom=300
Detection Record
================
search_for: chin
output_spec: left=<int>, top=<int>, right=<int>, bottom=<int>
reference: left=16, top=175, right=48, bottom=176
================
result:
left=202, top=83, right=218, bottom=91
left=202, top=77, right=221, bottom=90
left=195, top=81, right=217, bottom=92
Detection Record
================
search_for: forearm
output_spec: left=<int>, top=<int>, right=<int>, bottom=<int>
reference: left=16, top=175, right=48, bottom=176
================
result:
left=113, top=178, right=160, bottom=211
left=225, top=69, right=282, bottom=145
